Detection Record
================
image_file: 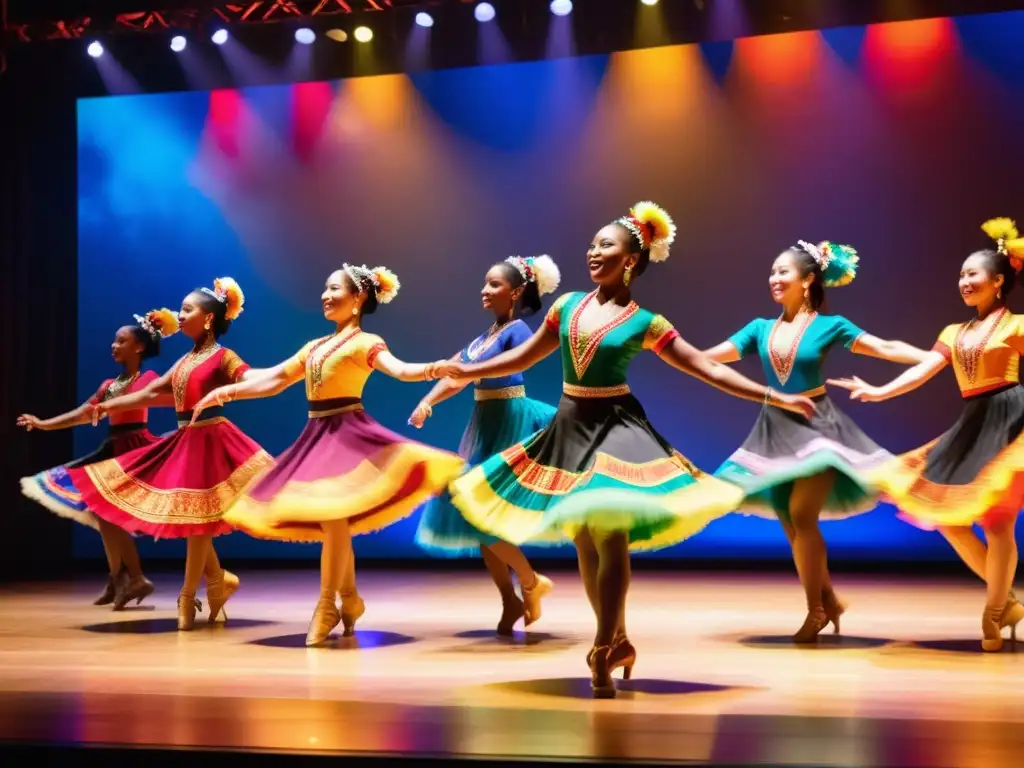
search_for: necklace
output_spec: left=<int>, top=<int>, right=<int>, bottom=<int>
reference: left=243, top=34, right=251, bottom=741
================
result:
left=954, top=307, right=1005, bottom=384
left=105, top=371, right=141, bottom=401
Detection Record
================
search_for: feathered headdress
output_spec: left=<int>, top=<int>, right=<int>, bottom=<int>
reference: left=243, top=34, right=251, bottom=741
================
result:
left=200, top=277, right=245, bottom=320
left=133, top=307, right=180, bottom=339
left=343, top=263, right=401, bottom=304
left=794, top=240, right=860, bottom=287
left=981, top=217, right=1024, bottom=273
left=504, top=254, right=562, bottom=297
left=616, top=201, right=676, bottom=263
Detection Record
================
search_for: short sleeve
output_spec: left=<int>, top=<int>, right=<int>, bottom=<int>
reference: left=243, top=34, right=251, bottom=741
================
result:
left=137, top=370, right=159, bottom=388
left=1009, top=315, right=1024, bottom=355
left=219, top=349, right=250, bottom=382
left=544, top=293, right=573, bottom=333
left=643, top=314, right=679, bottom=354
left=281, top=339, right=318, bottom=384
left=363, top=334, right=388, bottom=369
left=832, top=316, right=866, bottom=349
left=505, top=319, right=533, bottom=350
left=726, top=319, right=764, bottom=359
left=88, top=379, right=113, bottom=405
left=931, top=324, right=958, bottom=362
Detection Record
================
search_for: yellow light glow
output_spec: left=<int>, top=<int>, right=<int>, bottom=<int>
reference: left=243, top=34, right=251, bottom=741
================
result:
left=354, top=26, right=373, bottom=43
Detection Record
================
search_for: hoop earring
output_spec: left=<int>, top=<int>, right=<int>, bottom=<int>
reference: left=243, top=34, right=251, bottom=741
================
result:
left=204, top=320, right=212, bottom=331
left=623, top=266, right=633, bottom=287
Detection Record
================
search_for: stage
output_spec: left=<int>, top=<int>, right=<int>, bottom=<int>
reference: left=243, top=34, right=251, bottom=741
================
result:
left=0, top=570, right=1022, bottom=767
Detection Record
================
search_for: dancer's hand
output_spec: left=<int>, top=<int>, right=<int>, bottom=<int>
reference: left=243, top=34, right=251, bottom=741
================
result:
left=407, top=402, right=433, bottom=429
left=16, top=414, right=43, bottom=431
left=775, top=393, right=817, bottom=419
left=827, top=376, right=883, bottom=402
left=435, top=361, right=472, bottom=381
left=191, top=387, right=234, bottom=424
left=88, top=402, right=108, bottom=426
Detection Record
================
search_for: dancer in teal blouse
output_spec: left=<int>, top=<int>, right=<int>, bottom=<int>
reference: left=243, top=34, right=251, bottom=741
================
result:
left=704, top=240, right=930, bottom=642
left=440, top=201, right=815, bottom=697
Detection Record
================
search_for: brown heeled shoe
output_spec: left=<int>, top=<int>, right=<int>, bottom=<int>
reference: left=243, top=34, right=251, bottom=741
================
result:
left=177, top=592, right=203, bottom=631
left=982, top=605, right=1006, bottom=652
left=497, top=595, right=525, bottom=636
left=587, top=637, right=636, bottom=698
left=340, top=593, right=365, bottom=637
left=522, top=574, right=553, bottom=626
left=794, top=606, right=829, bottom=643
left=206, top=570, right=239, bottom=623
left=306, top=597, right=341, bottom=647
left=822, top=589, right=846, bottom=635
left=94, top=570, right=126, bottom=606
left=1001, top=590, right=1024, bottom=632
left=113, top=575, right=155, bottom=611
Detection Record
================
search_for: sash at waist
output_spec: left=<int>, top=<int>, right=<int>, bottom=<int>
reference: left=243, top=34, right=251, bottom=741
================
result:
left=176, top=406, right=225, bottom=426
left=474, top=386, right=525, bottom=402
left=308, top=397, right=364, bottom=418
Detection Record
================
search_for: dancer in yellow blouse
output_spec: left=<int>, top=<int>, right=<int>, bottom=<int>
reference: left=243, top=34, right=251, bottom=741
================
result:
left=830, top=218, right=1024, bottom=651
left=192, top=265, right=464, bottom=646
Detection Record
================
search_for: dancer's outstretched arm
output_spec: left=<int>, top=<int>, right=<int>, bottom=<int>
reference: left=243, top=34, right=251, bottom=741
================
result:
left=408, top=352, right=468, bottom=428
left=91, top=364, right=178, bottom=417
left=372, top=348, right=459, bottom=383
left=442, top=324, right=559, bottom=382
left=17, top=399, right=98, bottom=431
left=828, top=351, right=948, bottom=403
left=849, top=333, right=931, bottom=365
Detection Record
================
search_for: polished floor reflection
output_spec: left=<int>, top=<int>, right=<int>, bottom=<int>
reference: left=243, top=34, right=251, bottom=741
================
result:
left=0, top=570, right=1022, bottom=766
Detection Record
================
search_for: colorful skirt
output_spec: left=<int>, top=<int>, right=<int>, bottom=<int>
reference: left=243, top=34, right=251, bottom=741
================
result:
left=415, top=389, right=556, bottom=556
left=714, top=395, right=890, bottom=522
left=448, top=391, right=744, bottom=551
left=19, top=423, right=160, bottom=531
left=869, top=384, right=1024, bottom=530
left=66, top=408, right=274, bottom=539
left=223, top=398, right=466, bottom=543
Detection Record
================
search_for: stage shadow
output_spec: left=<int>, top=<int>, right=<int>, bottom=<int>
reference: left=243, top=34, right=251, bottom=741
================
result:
left=911, top=638, right=1017, bottom=655
left=81, top=618, right=274, bottom=634
left=489, top=677, right=737, bottom=700
left=251, top=630, right=415, bottom=651
left=725, top=633, right=891, bottom=650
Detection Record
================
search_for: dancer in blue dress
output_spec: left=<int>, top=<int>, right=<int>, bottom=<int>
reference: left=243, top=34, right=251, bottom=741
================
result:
left=410, top=255, right=561, bottom=634
left=703, top=240, right=931, bottom=641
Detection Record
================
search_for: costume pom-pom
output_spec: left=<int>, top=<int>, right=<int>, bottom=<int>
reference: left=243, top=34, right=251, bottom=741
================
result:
left=213, top=277, right=245, bottom=320
left=148, top=308, right=180, bottom=337
left=372, top=267, right=400, bottom=304
left=630, top=201, right=676, bottom=262
left=528, top=255, right=561, bottom=296
left=982, top=217, right=1019, bottom=244
left=819, top=242, right=860, bottom=288
left=1004, top=237, right=1024, bottom=273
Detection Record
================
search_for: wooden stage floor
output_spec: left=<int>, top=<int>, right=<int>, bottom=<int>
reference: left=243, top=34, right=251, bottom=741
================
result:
left=1, top=569, right=1022, bottom=766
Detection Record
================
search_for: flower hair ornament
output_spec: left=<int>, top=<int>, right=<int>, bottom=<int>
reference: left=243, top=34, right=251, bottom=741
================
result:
left=504, top=254, right=562, bottom=297
left=343, top=263, right=401, bottom=304
left=133, top=308, right=180, bottom=339
left=616, top=201, right=677, bottom=264
left=200, top=277, right=245, bottom=320
left=981, top=217, right=1024, bottom=274
left=794, top=240, right=860, bottom=288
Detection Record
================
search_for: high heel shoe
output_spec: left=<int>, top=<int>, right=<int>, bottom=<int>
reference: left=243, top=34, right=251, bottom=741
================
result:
left=587, top=637, right=636, bottom=698
left=1001, top=591, right=1024, bottom=633
left=112, top=575, right=155, bottom=611
left=793, top=606, right=829, bottom=643
left=177, top=592, right=203, bottom=631
left=340, top=593, right=365, bottom=637
left=522, top=574, right=553, bottom=626
left=206, top=570, right=239, bottom=623
left=94, top=569, right=126, bottom=606
left=982, top=605, right=1005, bottom=652
left=306, top=597, right=341, bottom=647
left=822, top=589, right=846, bottom=635
left=497, top=595, right=525, bottom=636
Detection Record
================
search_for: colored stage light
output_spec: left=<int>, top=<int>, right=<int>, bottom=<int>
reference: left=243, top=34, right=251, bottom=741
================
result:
left=354, top=26, right=373, bottom=43
left=475, top=3, right=496, bottom=22
left=415, top=13, right=434, bottom=28
left=295, top=28, right=316, bottom=45
left=550, top=0, right=573, bottom=15
left=212, top=29, right=228, bottom=45
left=87, top=41, right=104, bottom=58
left=326, top=29, right=348, bottom=42
left=170, top=36, right=187, bottom=52
left=641, top=0, right=659, bottom=6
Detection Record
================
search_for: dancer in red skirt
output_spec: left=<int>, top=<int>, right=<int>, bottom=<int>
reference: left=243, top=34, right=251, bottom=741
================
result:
left=18, top=309, right=178, bottom=609
left=68, top=278, right=275, bottom=630
left=191, top=265, right=464, bottom=646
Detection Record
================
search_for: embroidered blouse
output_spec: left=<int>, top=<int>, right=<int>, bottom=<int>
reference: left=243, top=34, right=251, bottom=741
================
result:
left=462, top=319, right=533, bottom=392
left=727, top=313, right=864, bottom=395
left=281, top=330, right=388, bottom=401
left=171, top=344, right=250, bottom=412
left=89, top=370, right=159, bottom=425
left=932, top=309, right=1023, bottom=398
left=543, top=291, right=679, bottom=390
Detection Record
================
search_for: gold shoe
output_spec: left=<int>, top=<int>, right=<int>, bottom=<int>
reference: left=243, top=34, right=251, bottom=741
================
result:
left=340, top=593, right=365, bottom=637
left=206, top=570, right=239, bottom=623
left=177, top=593, right=202, bottom=631
left=522, top=573, right=553, bottom=626
left=306, top=597, right=341, bottom=647
left=113, top=575, right=155, bottom=611
left=794, top=607, right=829, bottom=643
left=1001, top=590, right=1024, bottom=632
left=982, top=605, right=1005, bottom=652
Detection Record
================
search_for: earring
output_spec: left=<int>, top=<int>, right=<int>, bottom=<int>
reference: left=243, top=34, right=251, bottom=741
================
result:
left=204, top=320, right=211, bottom=330
left=998, top=288, right=1003, bottom=300
left=623, top=266, right=633, bottom=287
left=352, top=307, right=359, bottom=316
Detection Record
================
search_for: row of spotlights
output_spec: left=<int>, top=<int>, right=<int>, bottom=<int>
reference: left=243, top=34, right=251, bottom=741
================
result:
left=295, top=26, right=373, bottom=44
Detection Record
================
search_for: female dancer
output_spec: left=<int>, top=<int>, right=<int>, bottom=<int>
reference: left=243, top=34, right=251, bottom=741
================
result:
left=443, top=202, right=816, bottom=697
left=191, top=265, right=465, bottom=647
left=702, top=240, right=931, bottom=642
left=17, top=309, right=177, bottom=609
left=829, top=218, right=1024, bottom=651
left=409, top=255, right=560, bottom=635
left=67, top=278, right=275, bottom=630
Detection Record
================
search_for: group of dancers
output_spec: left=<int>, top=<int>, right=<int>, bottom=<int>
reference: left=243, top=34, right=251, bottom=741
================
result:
left=17, top=201, right=1023, bottom=698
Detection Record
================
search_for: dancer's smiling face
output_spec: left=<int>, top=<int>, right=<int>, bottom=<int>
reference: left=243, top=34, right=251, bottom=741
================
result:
left=178, top=293, right=215, bottom=341
left=481, top=264, right=521, bottom=317
left=322, top=269, right=362, bottom=322
left=769, top=251, right=813, bottom=308
left=587, top=224, right=638, bottom=287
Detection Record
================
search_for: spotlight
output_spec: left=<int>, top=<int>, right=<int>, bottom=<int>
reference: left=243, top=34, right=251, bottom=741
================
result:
left=550, top=0, right=572, bottom=15
left=415, top=12, right=434, bottom=28
left=170, top=35, right=187, bottom=52
left=474, top=3, right=496, bottom=22
left=354, top=26, right=373, bottom=43
left=325, top=29, right=348, bottom=43
left=295, top=27, right=316, bottom=44
left=212, top=29, right=228, bottom=45
left=640, top=0, right=659, bottom=5
left=87, top=41, right=104, bottom=58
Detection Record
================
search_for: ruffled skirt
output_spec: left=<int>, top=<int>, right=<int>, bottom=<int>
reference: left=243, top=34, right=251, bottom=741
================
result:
left=714, top=396, right=890, bottom=522
left=223, top=401, right=465, bottom=543
left=415, top=394, right=556, bottom=556
left=19, top=423, right=160, bottom=530
left=869, top=384, right=1024, bottom=529
left=66, top=415, right=274, bottom=539
left=449, top=393, right=743, bottom=551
